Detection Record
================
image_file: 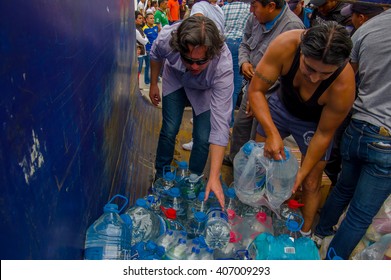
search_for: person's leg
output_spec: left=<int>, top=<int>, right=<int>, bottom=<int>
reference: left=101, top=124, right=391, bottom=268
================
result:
left=300, top=159, right=326, bottom=233
left=323, top=120, right=391, bottom=259
left=155, top=88, right=187, bottom=178
left=228, top=89, right=254, bottom=162
left=226, top=38, right=243, bottom=127
left=189, top=109, right=211, bottom=175
left=144, top=52, right=150, bottom=85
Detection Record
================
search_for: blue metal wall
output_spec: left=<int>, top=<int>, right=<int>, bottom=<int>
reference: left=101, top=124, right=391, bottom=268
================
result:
left=0, top=0, right=139, bottom=259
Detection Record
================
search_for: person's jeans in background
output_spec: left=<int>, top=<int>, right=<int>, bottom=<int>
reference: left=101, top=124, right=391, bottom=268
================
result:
left=155, top=88, right=211, bottom=178
left=144, top=52, right=150, bottom=85
left=315, top=119, right=391, bottom=259
left=226, top=37, right=243, bottom=127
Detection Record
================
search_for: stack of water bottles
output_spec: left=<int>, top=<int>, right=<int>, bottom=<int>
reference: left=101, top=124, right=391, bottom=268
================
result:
left=84, top=145, right=320, bottom=260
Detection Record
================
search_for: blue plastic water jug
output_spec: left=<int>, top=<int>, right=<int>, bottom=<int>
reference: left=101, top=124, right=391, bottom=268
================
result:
left=84, top=194, right=131, bottom=260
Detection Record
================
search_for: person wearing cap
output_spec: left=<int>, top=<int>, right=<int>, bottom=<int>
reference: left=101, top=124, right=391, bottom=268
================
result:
left=287, top=0, right=313, bottom=28
left=314, top=4, right=391, bottom=260
left=248, top=21, right=356, bottom=237
left=309, top=0, right=352, bottom=33
left=340, top=0, right=384, bottom=30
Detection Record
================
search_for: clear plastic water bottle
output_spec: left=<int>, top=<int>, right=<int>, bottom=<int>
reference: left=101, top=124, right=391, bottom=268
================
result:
left=225, top=188, right=241, bottom=215
left=161, top=187, right=186, bottom=222
left=155, top=229, right=177, bottom=251
left=175, top=160, right=191, bottom=183
left=164, top=238, right=188, bottom=260
left=187, top=246, right=202, bottom=260
left=187, top=211, right=207, bottom=239
left=187, top=191, right=210, bottom=219
left=204, top=208, right=231, bottom=249
left=214, top=231, right=244, bottom=259
left=240, top=211, right=273, bottom=248
left=121, top=198, right=166, bottom=246
left=144, top=194, right=162, bottom=214
left=199, top=247, right=214, bottom=260
left=273, top=199, right=304, bottom=236
left=233, top=141, right=267, bottom=206
left=84, top=194, right=131, bottom=260
left=266, top=147, right=299, bottom=210
left=160, top=207, right=187, bottom=232
left=179, top=173, right=204, bottom=202
left=152, top=165, right=176, bottom=199
left=286, top=212, right=304, bottom=240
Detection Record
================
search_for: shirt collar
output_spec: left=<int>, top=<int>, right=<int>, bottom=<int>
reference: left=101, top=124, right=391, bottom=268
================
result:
left=265, top=4, right=285, bottom=31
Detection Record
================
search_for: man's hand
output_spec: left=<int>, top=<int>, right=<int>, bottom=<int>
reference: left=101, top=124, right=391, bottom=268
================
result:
left=149, top=84, right=161, bottom=106
left=204, top=176, right=225, bottom=210
left=241, top=62, right=255, bottom=81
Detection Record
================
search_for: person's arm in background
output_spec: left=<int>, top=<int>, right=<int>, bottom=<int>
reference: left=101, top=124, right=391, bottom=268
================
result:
left=238, top=16, right=255, bottom=81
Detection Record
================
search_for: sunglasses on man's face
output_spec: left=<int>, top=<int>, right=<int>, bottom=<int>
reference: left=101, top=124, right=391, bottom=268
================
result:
left=180, top=54, right=210, bottom=65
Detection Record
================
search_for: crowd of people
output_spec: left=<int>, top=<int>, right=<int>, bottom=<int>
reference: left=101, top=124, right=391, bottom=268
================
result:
left=134, top=0, right=391, bottom=259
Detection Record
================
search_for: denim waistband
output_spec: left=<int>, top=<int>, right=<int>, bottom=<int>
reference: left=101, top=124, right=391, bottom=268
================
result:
left=351, top=119, right=391, bottom=138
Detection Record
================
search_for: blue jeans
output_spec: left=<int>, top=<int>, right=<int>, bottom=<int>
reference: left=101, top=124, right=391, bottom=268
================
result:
left=226, top=38, right=243, bottom=127
left=155, top=88, right=211, bottom=178
left=144, top=52, right=150, bottom=84
left=315, top=119, right=391, bottom=259
left=137, top=56, right=144, bottom=74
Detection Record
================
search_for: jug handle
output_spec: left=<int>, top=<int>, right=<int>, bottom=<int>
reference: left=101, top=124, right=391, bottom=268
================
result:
left=108, top=194, right=129, bottom=213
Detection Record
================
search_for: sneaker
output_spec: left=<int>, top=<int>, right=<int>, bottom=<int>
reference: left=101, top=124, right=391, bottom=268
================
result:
left=182, top=139, right=193, bottom=151
left=222, top=155, right=233, bottom=167
left=190, top=118, right=193, bottom=125
left=311, top=233, right=325, bottom=248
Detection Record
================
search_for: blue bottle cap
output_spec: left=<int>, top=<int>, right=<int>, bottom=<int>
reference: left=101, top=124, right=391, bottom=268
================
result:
left=194, top=211, right=207, bottom=222
left=168, top=187, right=181, bottom=197
left=178, top=238, right=186, bottom=244
left=146, top=241, right=157, bottom=251
left=164, top=171, right=175, bottom=181
left=198, top=192, right=205, bottom=201
left=135, top=198, right=148, bottom=208
left=242, top=142, right=255, bottom=156
left=225, top=188, right=236, bottom=198
left=103, top=203, right=119, bottom=213
left=177, top=161, right=188, bottom=169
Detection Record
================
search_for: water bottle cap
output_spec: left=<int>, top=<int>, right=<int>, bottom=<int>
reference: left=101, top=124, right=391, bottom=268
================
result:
left=227, top=209, right=236, bottom=220
left=198, top=191, right=205, bottom=201
left=225, top=188, right=236, bottom=198
left=165, top=208, right=177, bottom=219
left=146, top=194, right=159, bottom=204
left=286, top=219, right=301, bottom=232
left=229, top=231, right=239, bottom=243
left=288, top=199, right=304, bottom=209
left=189, top=173, right=201, bottom=183
left=103, top=203, right=119, bottom=213
left=206, top=247, right=214, bottom=253
left=164, top=172, right=175, bottom=181
left=168, top=187, right=181, bottom=197
left=178, top=238, right=186, bottom=244
left=166, top=229, right=174, bottom=235
left=156, top=246, right=165, bottom=257
left=191, top=247, right=200, bottom=254
left=194, top=211, right=207, bottom=222
left=120, top=214, right=132, bottom=225
left=192, top=238, right=200, bottom=245
left=146, top=241, right=157, bottom=251
left=177, top=161, right=188, bottom=169
left=256, top=212, right=267, bottom=223
left=242, top=142, right=255, bottom=155
left=135, top=198, right=148, bottom=208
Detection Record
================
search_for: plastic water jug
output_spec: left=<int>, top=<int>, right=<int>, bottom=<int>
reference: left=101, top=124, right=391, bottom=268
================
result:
left=273, top=199, right=304, bottom=236
left=225, top=188, right=241, bottom=215
left=179, top=173, right=204, bottom=201
left=187, top=191, right=210, bottom=220
left=164, top=238, right=188, bottom=260
left=240, top=211, right=273, bottom=248
left=213, top=231, right=244, bottom=259
left=144, top=194, right=162, bottom=214
left=131, top=240, right=165, bottom=260
left=175, top=160, right=190, bottom=183
left=152, top=165, right=176, bottom=198
left=187, top=211, right=208, bottom=239
left=160, top=207, right=187, bottom=232
left=155, top=229, right=185, bottom=251
left=120, top=198, right=166, bottom=246
left=204, top=208, right=231, bottom=249
left=84, top=194, right=131, bottom=260
left=233, top=141, right=268, bottom=207
left=161, top=187, right=186, bottom=221
left=265, top=147, right=298, bottom=210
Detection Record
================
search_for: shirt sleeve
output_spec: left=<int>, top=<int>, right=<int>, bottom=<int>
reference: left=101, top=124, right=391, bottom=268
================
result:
left=136, top=29, right=149, bottom=46
left=238, top=16, right=254, bottom=69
